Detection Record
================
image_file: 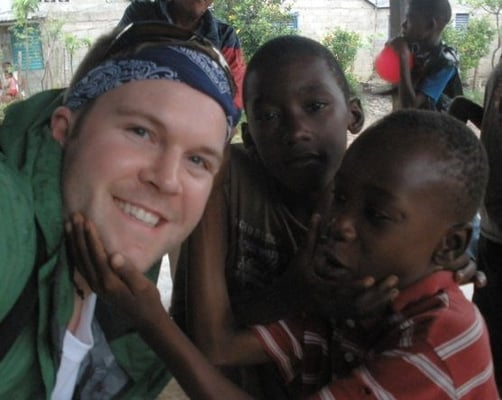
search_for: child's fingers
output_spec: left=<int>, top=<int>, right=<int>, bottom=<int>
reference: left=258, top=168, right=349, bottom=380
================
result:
left=305, top=213, right=322, bottom=258
left=82, top=219, right=120, bottom=293
left=109, top=254, right=146, bottom=293
left=474, top=270, right=487, bottom=289
left=354, top=275, right=399, bottom=318
left=70, top=212, right=99, bottom=287
left=453, top=257, right=477, bottom=285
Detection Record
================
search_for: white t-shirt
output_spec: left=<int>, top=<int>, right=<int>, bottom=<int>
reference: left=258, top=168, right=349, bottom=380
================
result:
left=51, top=293, right=96, bottom=400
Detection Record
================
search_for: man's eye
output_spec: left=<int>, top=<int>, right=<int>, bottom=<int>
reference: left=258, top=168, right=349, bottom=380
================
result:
left=189, top=155, right=207, bottom=169
left=129, top=126, right=150, bottom=138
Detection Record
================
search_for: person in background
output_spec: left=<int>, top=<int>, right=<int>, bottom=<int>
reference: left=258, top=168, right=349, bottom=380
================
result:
left=1, top=61, right=19, bottom=102
left=449, top=57, right=502, bottom=392
left=389, top=0, right=462, bottom=111
left=118, top=0, right=246, bottom=109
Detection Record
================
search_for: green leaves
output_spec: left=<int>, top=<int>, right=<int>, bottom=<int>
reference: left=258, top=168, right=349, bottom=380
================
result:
left=212, top=0, right=296, bottom=61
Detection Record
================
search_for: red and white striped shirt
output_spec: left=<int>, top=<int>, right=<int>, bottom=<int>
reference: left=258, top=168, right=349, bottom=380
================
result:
left=252, top=271, right=499, bottom=399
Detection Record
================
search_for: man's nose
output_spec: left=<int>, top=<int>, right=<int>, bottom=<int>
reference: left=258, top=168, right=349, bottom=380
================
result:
left=140, top=150, right=183, bottom=194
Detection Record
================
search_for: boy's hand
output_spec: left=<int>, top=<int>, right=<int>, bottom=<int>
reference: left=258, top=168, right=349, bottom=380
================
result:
left=66, top=212, right=166, bottom=326
left=450, top=255, right=487, bottom=289
left=309, top=242, right=399, bottom=319
left=295, top=214, right=399, bottom=319
left=388, top=36, right=411, bottom=58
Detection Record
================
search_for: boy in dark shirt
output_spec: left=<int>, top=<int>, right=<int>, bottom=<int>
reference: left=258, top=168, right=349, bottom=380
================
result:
left=389, top=0, right=462, bottom=111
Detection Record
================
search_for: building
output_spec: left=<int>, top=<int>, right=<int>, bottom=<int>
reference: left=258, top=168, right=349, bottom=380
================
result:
left=0, top=0, right=495, bottom=95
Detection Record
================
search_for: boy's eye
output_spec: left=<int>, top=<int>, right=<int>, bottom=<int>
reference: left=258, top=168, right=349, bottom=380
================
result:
left=306, top=101, right=328, bottom=113
left=332, top=192, right=347, bottom=208
left=365, top=207, right=392, bottom=225
left=255, top=109, right=280, bottom=122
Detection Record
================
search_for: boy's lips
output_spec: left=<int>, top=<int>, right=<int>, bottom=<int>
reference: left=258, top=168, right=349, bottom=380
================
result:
left=285, top=151, right=322, bottom=167
left=314, top=248, right=353, bottom=280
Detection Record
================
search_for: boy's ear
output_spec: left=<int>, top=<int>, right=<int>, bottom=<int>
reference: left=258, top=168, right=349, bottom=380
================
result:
left=241, top=122, right=256, bottom=150
left=50, top=106, right=72, bottom=147
left=432, top=223, right=473, bottom=268
left=347, top=97, right=365, bottom=134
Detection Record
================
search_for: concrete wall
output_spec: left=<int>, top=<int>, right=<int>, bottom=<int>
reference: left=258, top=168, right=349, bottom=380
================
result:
left=290, top=0, right=389, bottom=79
left=0, top=0, right=498, bottom=92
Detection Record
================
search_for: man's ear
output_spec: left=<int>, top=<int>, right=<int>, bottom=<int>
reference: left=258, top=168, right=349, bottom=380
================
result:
left=347, top=97, right=365, bottom=134
left=50, top=106, right=72, bottom=147
left=433, top=223, right=473, bottom=268
left=241, top=122, right=256, bottom=150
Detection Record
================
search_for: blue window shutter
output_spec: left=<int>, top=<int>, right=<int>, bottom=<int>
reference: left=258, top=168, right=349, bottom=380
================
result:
left=10, top=25, right=44, bottom=71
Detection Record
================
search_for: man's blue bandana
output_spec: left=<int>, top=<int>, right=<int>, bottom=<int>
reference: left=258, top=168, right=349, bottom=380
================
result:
left=65, top=44, right=240, bottom=140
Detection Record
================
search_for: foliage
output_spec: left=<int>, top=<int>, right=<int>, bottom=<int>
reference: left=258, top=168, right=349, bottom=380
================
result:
left=63, top=33, right=92, bottom=76
left=212, top=0, right=296, bottom=61
left=459, top=0, right=502, bottom=67
left=443, top=17, right=495, bottom=78
left=11, top=0, right=39, bottom=26
left=321, top=28, right=362, bottom=93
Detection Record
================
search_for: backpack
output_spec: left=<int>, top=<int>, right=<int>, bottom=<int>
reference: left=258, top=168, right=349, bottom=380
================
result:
left=413, top=43, right=463, bottom=112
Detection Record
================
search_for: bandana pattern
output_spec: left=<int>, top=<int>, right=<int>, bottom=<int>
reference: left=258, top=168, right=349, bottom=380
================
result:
left=65, top=60, right=179, bottom=110
left=64, top=44, right=239, bottom=140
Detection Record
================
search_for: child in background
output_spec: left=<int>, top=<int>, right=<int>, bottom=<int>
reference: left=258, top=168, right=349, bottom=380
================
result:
left=389, top=0, right=462, bottom=111
left=70, top=109, right=498, bottom=399
left=449, top=59, right=502, bottom=391
left=1, top=62, right=18, bottom=102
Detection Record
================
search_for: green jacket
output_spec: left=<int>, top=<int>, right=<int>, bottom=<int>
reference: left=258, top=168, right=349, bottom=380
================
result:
left=0, top=90, right=171, bottom=399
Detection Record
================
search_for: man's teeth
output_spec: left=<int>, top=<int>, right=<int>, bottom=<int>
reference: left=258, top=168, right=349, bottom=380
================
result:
left=116, top=200, right=160, bottom=227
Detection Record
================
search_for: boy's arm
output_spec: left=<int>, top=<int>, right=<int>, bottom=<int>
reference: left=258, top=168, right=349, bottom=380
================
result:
left=68, top=212, right=255, bottom=400
left=448, top=96, right=484, bottom=128
left=388, top=37, right=426, bottom=109
left=185, top=184, right=269, bottom=366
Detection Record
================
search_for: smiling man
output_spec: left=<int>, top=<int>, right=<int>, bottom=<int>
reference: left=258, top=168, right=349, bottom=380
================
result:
left=0, top=22, right=239, bottom=399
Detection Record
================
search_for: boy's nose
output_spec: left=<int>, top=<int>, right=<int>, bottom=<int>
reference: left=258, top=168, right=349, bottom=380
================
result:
left=283, top=113, right=312, bottom=144
left=140, top=151, right=183, bottom=194
left=401, top=19, right=408, bottom=32
left=329, top=212, right=357, bottom=242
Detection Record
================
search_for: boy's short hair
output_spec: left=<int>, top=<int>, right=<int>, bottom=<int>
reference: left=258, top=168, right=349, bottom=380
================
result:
left=243, top=35, right=352, bottom=106
left=409, top=0, right=452, bottom=26
left=364, top=109, right=488, bottom=220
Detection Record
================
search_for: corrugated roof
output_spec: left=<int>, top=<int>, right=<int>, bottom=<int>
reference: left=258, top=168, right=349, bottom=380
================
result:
left=365, top=0, right=390, bottom=8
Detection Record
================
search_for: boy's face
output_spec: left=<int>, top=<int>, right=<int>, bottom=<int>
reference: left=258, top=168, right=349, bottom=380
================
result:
left=401, top=8, right=431, bottom=43
left=57, top=79, right=226, bottom=273
left=320, top=133, right=452, bottom=289
left=173, top=0, right=213, bottom=19
left=244, top=56, right=355, bottom=194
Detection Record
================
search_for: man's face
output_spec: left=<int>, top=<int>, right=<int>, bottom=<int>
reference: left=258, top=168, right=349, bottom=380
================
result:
left=244, top=56, right=352, bottom=194
left=319, top=135, right=452, bottom=290
left=58, top=79, right=227, bottom=272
